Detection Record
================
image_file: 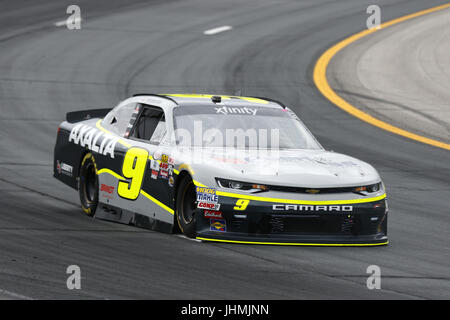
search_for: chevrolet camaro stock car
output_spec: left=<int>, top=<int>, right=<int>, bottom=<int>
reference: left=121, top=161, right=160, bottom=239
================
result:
left=54, top=94, right=388, bottom=246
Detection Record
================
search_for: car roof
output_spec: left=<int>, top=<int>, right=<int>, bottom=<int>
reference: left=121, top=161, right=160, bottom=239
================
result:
left=132, top=93, right=286, bottom=109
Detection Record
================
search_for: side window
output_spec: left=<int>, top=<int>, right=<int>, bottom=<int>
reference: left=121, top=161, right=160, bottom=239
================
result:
left=102, top=103, right=137, bottom=136
left=130, top=106, right=166, bottom=144
left=149, top=114, right=167, bottom=144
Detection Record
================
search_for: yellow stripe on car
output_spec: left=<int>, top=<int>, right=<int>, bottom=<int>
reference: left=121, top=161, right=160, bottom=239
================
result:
left=313, top=3, right=450, bottom=150
left=97, top=168, right=123, bottom=180
left=216, top=190, right=386, bottom=205
left=98, top=167, right=384, bottom=206
left=140, top=190, right=174, bottom=215
left=163, top=94, right=268, bottom=104
left=196, top=237, right=389, bottom=246
left=96, top=120, right=132, bottom=148
left=97, top=168, right=174, bottom=215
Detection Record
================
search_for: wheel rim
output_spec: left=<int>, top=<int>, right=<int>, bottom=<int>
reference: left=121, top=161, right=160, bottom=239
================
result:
left=181, top=181, right=197, bottom=224
left=84, top=163, right=97, bottom=203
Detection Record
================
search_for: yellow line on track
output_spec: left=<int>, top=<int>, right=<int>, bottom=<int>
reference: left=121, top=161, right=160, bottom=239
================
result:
left=313, top=3, right=450, bottom=150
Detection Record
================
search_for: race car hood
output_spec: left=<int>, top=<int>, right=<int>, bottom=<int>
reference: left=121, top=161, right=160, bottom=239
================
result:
left=177, top=148, right=381, bottom=188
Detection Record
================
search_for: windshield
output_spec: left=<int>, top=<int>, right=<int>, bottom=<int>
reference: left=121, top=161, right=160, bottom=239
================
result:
left=173, top=105, right=322, bottom=150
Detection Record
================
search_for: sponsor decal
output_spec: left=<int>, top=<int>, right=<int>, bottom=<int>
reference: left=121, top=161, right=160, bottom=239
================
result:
left=160, top=162, right=169, bottom=170
left=159, top=170, right=168, bottom=179
left=161, top=154, right=169, bottom=163
left=159, top=162, right=169, bottom=179
left=151, top=169, right=158, bottom=179
left=153, top=150, right=162, bottom=161
left=198, top=201, right=220, bottom=210
left=168, top=176, right=174, bottom=187
left=168, top=156, right=175, bottom=165
left=204, top=210, right=223, bottom=219
left=100, top=184, right=114, bottom=194
left=100, top=184, right=114, bottom=199
left=197, top=191, right=218, bottom=203
left=150, top=159, right=160, bottom=171
left=196, top=187, right=219, bottom=210
left=196, top=187, right=217, bottom=195
left=68, top=124, right=118, bottom=158
left=56, top=160, right=73, bottom=177
left=272, top=204, right=353, bottom=212
left=215, top=106, right=257, bottom=116
left=210, top=219, right=226, bottom=232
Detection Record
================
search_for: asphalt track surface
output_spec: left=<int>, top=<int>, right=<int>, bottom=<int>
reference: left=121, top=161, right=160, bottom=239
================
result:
left=328, top=5, right=450, bottom=144
left=0, top=0, right=449, bottom=299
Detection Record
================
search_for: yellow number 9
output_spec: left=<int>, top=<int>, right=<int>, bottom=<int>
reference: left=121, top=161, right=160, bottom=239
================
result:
left=234, top=199, right=250, bottom=211
left=118, top=147, right=149, bottom=200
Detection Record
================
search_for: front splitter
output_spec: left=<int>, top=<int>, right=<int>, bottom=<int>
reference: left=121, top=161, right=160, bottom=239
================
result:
left=196, top=232, right=389, bottom=246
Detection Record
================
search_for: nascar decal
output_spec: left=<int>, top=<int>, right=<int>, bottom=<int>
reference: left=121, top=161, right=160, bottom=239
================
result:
left=272, top=204, right=353, bottom=212
left=68, top=124, right=118, bottom=158
left=196, top=187, right=220, bottom=211
left=210, top=219, right=226, bottom=232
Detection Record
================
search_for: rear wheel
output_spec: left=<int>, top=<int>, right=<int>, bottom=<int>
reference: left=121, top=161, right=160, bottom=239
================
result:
left=176, top=176, right=197, bottom=238
left=78, top=153, right=98, bottom=217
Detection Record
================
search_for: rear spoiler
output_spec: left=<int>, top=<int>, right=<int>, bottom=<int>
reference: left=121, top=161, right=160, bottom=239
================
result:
left=66, top=108, right=112, bottom=123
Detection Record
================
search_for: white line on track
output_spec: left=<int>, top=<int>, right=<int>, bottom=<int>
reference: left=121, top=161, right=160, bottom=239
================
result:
left=176, top=235, right=202, bottom=242
left=0, top=288, right=33, bottom=300
left=203, top=25, right=232, bottom=35
left=54, top=17, right=82, bottom=27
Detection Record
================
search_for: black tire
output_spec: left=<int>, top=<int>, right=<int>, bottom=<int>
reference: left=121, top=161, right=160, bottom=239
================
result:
left=176, top=176, right=197, bottom=238
left=78, top=152, right=98, bottom=217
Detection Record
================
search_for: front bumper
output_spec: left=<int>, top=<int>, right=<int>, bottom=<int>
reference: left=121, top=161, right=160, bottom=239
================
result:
left=195, top=193, right=389, bottom=246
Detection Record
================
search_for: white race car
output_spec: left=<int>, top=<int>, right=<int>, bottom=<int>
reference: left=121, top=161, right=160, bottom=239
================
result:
left=54, top=94, right=388, bottom=246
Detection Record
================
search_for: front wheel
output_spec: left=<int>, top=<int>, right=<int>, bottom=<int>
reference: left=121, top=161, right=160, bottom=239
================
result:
left=78, top=152, right=98, bottom=217
left=176, top=176, right=197, bottom=238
